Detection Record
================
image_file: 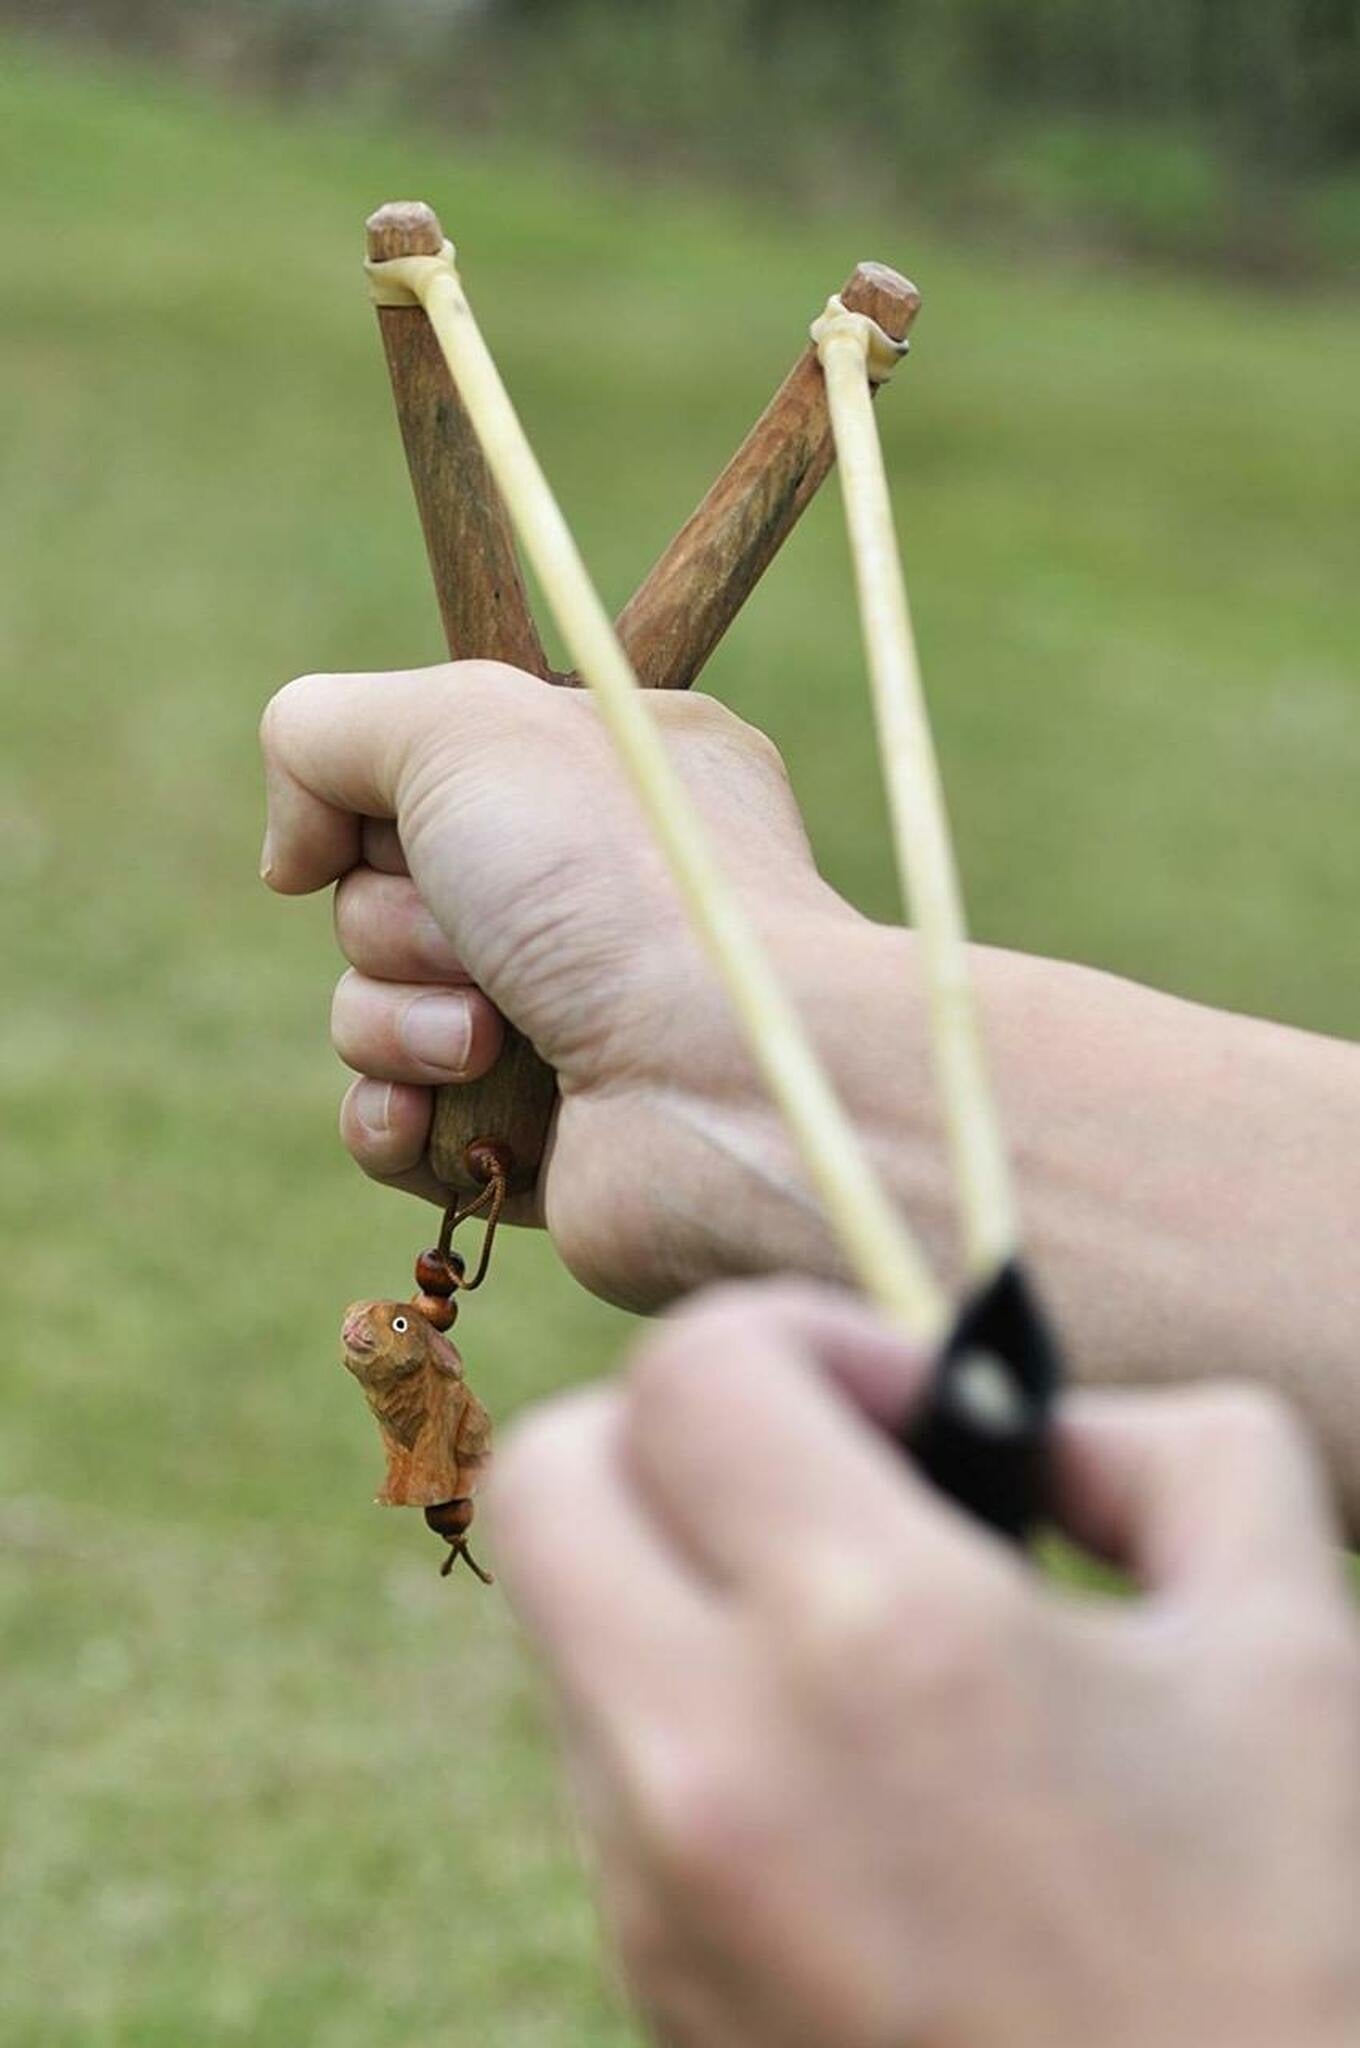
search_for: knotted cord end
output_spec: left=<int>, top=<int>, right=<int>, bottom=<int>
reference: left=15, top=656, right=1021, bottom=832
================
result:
left=366, top=238, right=460, bottom=308
left=810, top=293, right=910, bottom=384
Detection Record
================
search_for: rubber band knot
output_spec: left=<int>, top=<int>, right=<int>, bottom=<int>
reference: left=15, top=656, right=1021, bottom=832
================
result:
left=366, top=238, right=460, bottom=308
left=810, top=294, right=909, bottom=385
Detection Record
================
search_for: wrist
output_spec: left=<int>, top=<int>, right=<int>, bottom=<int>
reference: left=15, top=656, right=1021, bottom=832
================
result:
left=621, top=903, right=953, bottom=1303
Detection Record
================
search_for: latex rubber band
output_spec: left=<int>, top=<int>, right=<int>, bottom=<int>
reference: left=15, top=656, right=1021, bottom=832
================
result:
left=810, top=294, right=910, bottom=385
left=814, top=311, right=1017, bottom=1278
left=366, top=239, right=947, bottom=1342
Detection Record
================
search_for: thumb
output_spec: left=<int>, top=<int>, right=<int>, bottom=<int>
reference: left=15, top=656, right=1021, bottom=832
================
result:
left=258, top=661, right=538, bottom=895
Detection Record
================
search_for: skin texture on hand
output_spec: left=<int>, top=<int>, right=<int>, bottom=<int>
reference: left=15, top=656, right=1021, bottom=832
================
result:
left=259, top=662, right=1360, bottom=1528
left=262, top=661, right=850, bottom=1305
left=488, top=1282, right=1360, bottom=2048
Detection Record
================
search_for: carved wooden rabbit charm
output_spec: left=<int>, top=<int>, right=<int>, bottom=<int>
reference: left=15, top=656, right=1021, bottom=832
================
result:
left=340, top=1298, right=493, bottom=1581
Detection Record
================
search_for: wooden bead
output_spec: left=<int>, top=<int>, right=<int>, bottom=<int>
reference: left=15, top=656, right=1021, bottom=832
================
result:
left=415, top=1247, right=465, bottom=1296
left=424, top=1498, right=474, bottom=1542
left=465, top=1138, right=512, bottom=1187
left=413, top=1291, right=458, bottom=1331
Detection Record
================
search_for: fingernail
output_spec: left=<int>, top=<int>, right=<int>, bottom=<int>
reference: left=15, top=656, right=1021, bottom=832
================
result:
left=259, top=829, right=275, bottom=882
left=353, top=1079, right=392, bottom=1136
left=400, top=992, right=473, bottom=1076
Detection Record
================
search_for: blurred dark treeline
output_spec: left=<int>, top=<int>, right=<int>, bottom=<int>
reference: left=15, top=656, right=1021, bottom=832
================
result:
left=8, top=0, right=1359, bottom=272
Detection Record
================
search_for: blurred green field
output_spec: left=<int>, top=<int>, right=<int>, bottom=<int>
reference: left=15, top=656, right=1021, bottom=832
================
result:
left=1, top=32, right=1357, bottom=2047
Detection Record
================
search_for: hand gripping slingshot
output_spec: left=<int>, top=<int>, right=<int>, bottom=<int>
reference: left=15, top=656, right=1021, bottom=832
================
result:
left=349, top=200, right=1061, bottom=1566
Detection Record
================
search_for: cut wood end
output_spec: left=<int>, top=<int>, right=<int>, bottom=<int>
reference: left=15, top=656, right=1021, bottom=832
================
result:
left=840, top=262, right=922, bottom=342
left=366, top=200, right=446, bottom=262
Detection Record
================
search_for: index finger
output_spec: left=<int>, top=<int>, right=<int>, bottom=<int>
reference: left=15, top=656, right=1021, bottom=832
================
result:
left=621, top=1283, right=1026, bottom=1610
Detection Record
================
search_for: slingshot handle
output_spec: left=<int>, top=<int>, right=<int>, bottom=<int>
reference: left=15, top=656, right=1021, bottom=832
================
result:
left=367, top=202, right=556, bottom=1195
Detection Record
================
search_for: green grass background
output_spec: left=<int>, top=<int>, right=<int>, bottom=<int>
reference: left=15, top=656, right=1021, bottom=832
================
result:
left=1, top=33, right=1357, bottom=2046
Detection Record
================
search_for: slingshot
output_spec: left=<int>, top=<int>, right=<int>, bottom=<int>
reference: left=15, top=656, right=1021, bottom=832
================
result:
left=354, top=199, right=1059, bottom=1555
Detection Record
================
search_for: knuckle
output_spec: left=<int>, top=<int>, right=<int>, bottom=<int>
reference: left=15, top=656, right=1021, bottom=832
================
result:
left=786, top=1551, right=1022, bottom=1731
left=401, top=664, right=576, bottom=812
left=673, top=693, right=791, bottom=781
left=662, top=688, right=730, bottom=730
left=337, top=1080, right=370, bottom=1150
left=331, top=867, right=364, bottom=937
left=737, top=714, right=791, bottom=783
left=332, top=868, right=411, bottom=960
left=453, top=656, right=540, bottom=694
left=328, top=968, right=363, bottom=1046
left=259, top=671, right=326, bottom=753
left=635, top=1744, right=765, bottom=1901
left=445, top=659, right=554, bottom=736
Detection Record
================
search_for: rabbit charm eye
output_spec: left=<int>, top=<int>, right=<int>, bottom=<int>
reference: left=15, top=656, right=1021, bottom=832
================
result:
left=392, top=1314, right=409, bottom=1333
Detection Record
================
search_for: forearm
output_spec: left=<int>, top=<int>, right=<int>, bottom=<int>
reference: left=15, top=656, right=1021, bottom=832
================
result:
left=977, top=944, right=1358, bottom=1436
left=661, top=914, right=1360, bottom=1531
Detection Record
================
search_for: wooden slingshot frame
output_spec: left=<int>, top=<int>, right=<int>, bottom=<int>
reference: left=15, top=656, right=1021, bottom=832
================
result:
left=365, top=200, right=1060, bottom=1541
left=366, top=203, right=920, bottom=1204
